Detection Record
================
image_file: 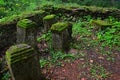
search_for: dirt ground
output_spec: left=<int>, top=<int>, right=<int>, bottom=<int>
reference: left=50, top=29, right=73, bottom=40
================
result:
left=39, top=43, right=120, bottom=80
left=41, top=48, right=120, bottom=80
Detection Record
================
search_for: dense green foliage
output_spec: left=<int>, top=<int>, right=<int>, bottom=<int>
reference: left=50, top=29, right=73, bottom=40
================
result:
left=0, top=0, right=120, bottom=18
left=64, top=0, right=120, bottom=8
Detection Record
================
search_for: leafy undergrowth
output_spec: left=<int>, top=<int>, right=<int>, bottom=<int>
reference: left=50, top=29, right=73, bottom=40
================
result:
left=37, top=16, right=120, bottom=80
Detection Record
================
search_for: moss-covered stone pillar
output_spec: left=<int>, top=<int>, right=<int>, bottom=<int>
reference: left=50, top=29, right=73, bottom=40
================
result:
left=43, top=14, right=57, bottom=32
left=50, top=22, right=72, bottom=51
left=17, top=19, right=37, bottom=47
left=92, top=20, right=112, bottom=31
left=5, top=44, right=42, bottom=80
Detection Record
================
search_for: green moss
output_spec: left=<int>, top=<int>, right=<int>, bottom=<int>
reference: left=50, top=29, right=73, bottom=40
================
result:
left=0, top=15, right=20, bottom=24
left=43, top=14, right=56, bottom=21
left=19, top=10, right=45, bottom=19
left=51, top=22, right=70, bottom=32
left=17, top=19, right=37, bottom=29
left=0, top=10, right=45, bottom=25
left=11, top=48, right=34, bottom=64
left=6, top=44, right=34, bottom=65
left=0, top=7, right=6, bottom=18
left=92, top=20, right=112, bottom=27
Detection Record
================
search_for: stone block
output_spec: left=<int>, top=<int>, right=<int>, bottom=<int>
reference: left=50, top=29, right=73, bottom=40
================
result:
left=17, top=19, right=37, bottom=47
left=43, top=14, right=57, bottom=32
left=50, top=22, right=72, bottom=51
left=5, top=44, right=42, bottom=80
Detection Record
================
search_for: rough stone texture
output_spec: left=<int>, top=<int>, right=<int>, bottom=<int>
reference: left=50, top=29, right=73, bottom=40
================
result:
left=43, top=14, right=57, bottom=32
left=5, top=44, right=42, bottom=80
left=0, top=24, right=16, bottom=51
left=0, top=10, right=45, bottom=53
left=17, top=19, right=37, bottom=47
left=51, top=22, right=72, bottom=51
left=41, top=5, right=120, bottom=20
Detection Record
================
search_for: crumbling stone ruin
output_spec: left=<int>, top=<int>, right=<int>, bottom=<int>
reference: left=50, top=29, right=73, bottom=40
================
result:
left=0, top=5, right=120, bottom=80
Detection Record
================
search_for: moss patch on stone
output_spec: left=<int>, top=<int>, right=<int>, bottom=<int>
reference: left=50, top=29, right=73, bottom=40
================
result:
left=92, top=20, right=112, bottom=27
left=0, top=10, right=45, bottom=25
left=6, top=44, right=34, bottom=64
left=19, top=10, right=45, bottom=19
left=17, top=19, right=37, bottom=29
left=43, top=14, right=56, bottom=21
left=0, top=15, right=20, bottom=25
left=51, top=22, right=70, bottom=32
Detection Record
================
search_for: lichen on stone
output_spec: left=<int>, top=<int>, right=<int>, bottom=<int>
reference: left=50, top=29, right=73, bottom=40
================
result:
left=17, top=19, right=37, bottom=29
left=51, top=22, right=70, bottom=32
left=92, top=20, right=112, bottom=27
left=43, top=14, right=56, bottom=21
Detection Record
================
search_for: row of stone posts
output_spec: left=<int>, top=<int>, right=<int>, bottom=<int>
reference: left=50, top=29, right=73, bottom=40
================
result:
left=6, top=19, right=44, bottom=80
left=5, top=14, right=73, bottom=80
left=43, top=14, right=72, bottom=51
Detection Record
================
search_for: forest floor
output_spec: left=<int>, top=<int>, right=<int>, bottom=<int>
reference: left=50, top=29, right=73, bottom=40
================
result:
left=38, top=25, right=120, bottom=80
left=40, top=45, right=120, bottom=80
left=1, top=39, right=120, bottom=80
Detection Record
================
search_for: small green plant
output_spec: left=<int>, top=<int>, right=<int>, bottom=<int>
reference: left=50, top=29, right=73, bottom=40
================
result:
left=2, top=72, right=10, bottom=80
left=96, top=18, right=120, bottom=49
left=97, top=27, right=120, bottom=47
left=37, top=31, right=52, bottom=42
left=72, top=21, right=92, bottom=37
left=50, top=51, right=75, bottom=63
left=39, top=51, right=75, bottom=68
left=107, top=57, right=115, bottom=62
left=40, top=58, right=49, bottom=68
left=75, top=52, right=86, bottom=59
left=83, top=15, right=92, bottom=22
left=90, top=65, right=109, bottom=80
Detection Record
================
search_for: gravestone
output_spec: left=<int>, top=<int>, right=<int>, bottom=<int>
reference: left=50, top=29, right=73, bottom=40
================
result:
left=5, top=44, right=42, bottom=80
left=43, top=14, right=57, bottom=32
left=17, top=19, right=37, bottom=47
left=50, top=22, right=72, bottom=51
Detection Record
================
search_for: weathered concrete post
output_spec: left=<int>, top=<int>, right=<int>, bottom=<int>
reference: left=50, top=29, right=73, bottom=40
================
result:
left=17, top=19, right=37, bottom=47
left=43, top=14, right=57, bottom=32
left=50, top=22, right=72, bottom=51
left=5, top=44, right=42, bottom=80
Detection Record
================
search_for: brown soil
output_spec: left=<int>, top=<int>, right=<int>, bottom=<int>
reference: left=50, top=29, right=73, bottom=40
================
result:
left=39, top=44, right=120, bottom=80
